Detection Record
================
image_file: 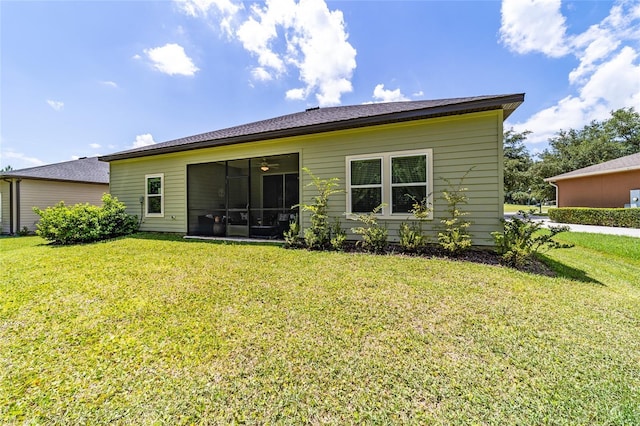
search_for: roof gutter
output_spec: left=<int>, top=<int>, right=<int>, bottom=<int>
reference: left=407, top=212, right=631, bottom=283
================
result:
left=100, top=94, right=524, bottom=162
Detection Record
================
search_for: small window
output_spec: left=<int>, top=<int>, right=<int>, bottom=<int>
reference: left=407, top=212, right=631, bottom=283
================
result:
left=349, top=157, right=382, bottom=213
left=145, top=174, right=164, bottom=217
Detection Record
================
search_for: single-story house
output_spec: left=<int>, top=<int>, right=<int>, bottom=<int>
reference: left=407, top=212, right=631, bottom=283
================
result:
left=99, top=94, right=525, bottom=245
left=0, top=157, right=109, bottom=234
left=544, top=152, right=640, bottom=208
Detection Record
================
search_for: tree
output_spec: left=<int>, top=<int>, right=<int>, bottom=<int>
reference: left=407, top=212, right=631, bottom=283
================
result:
left=1, top=165, right=13, bottom=172
left=531, top=107, right=640, bottom=202
left=503, top=129, right=533, bottom=203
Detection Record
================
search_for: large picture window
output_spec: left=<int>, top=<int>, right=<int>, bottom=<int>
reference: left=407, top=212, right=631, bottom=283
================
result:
left=347, top=149, right=432, bottom=218
left=145, top=173, right=164, bottom=217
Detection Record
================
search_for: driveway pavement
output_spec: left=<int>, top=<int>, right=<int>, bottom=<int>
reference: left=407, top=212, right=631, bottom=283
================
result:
left=504, top=213, right=640, bottom=238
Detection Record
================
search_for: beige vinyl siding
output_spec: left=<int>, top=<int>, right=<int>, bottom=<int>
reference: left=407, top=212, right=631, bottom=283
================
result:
left=18, top=180, right=108, bottom=232
left=108, top=110, right=504, bottom=245
left=0, top=181, right=10, bottom=234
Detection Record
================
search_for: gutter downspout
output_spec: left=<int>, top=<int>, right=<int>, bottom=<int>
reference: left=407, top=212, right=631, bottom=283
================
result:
left=15, top=179, right=21, bottom=233
left=3, top=178, right=14, bottom=234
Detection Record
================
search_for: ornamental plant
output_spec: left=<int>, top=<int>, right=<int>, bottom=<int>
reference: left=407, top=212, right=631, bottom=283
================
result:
left=493, top=209, right=572, bottom=268
left=438, top=173, right=472, bottom=255
left=351, top=204, right=388, bottom=253
left=296, top=167, right=343, bottom=250
left=34, top=193, right=138, bottom=245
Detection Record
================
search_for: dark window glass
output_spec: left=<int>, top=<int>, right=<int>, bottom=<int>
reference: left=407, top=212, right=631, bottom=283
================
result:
left=392, top=186, right=427, bottom=214
left=147, top=196, right=162, bottom=214
left=351, top=159, right=381, bottom=185
left=392, top=155, right=426, bottom=184
left=352, top=188, right=382, bottom=213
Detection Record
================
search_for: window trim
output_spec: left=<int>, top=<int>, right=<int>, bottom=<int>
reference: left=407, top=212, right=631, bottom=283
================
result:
left=145, top=173, right=164, bottom=218
left=346, top=148, right=433, bottom=220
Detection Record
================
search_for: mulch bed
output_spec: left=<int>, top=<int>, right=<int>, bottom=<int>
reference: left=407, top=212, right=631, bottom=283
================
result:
left=288, top=241, right=556, bottom=277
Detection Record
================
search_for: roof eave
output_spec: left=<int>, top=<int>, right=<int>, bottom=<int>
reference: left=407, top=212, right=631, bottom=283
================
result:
left=545, top=165, right=640, bottom=182
left=100, top=94, right=524, bottom=162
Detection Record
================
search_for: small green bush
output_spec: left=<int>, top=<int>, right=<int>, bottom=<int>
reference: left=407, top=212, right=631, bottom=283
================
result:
left=549, top=207, right=640, bottom=228
left=493, top=209, right=572, bottom=268
left=351, top=204, right=388, bottom=253
left=438, top=173, right=472, bottom=255
left=330, top=218, right=347, bottom=251
left=297, top=168, right=343, bottom=250
left=398, top=222, right=426, bottom=253
left=34, top=194, right=138, bottom=245
left=283, top=220, right=304, bottom=248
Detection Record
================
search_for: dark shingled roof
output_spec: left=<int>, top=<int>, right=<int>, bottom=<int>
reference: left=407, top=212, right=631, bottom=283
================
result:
left=100, top=93, right=524, bottom=162
left=0, top=156, right=109, bottom=184
left=545, top=152, right=640, bottom=182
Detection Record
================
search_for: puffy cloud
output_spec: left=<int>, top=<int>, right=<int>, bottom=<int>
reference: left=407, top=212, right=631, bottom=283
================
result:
left=132, top=134, right=156, bottom=148
left=90, top=143, right=102, bottom=149
left=144, top=43, right=199, bottom=76
left=371, top=84, right=409, bottom=103
left=503, top=0, right=640, bottom=144
left=46, top=99, right=64, bottom=111
left=179, top=0, right=356, bottom=106
left=500, top=0, right=570, bottom=57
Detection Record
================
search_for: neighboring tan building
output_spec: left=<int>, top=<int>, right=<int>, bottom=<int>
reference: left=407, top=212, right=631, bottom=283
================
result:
left=99, top=94, right=524, bottom=246
left=545, top=152, right=640, bottom=208
left=0, top=157, right=109, bottom=234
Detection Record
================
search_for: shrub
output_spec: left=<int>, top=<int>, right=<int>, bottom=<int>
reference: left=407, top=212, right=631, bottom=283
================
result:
left=438, top=173, right=472, bottom=255
left=549, top=207, right=640, bottom=228
left=493, top=209, right=572, bottom=268
left=34, top=194, right=138, bottom=245
left=330, top=218, right=347, bottom=251
left=398, top=222, right=426, bottom=253
left=351, top=204, right=388, bottom=253
left=297, top=168, right=343, bottom=250
left=283, top=220, right=304, bottom=248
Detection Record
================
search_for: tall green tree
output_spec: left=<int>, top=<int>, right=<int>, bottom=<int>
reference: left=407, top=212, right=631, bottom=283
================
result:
left=503, top=129, right=533, bottom=203
left=531, top=107, right=640, bottom=202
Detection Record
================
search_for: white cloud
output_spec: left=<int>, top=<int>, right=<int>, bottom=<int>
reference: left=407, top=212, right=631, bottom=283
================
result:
left=132, top=134, right=156, bottom=148
left=132, top=54, right=142, bottom=60
left=251, top=67, right=273, bottom=82
left=176, top=0, right=242, bottom=35
left=371, top=84, right=409, bottom=103
left=90, top=143, right=102, bottom=149
left=46, top=99, right=64, bottom=111
left=500, top=0, right=570, bottom=57
left=71, top=155, right=80, bottom=160
left=503, top=0, right=640, bottom=144
left=144, top=43, right=199, bottom=76
left=2, top=149, right=45, bottom=167
left=100, top=80, right=118, bottom=88
left=412, top=90, right=424, bottom=98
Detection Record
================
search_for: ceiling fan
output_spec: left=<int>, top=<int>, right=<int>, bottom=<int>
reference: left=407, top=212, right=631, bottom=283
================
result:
left=259, top=158, right=279, bottom=172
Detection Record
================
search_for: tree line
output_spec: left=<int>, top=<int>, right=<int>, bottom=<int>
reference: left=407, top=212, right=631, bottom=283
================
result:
left=504, top=107, right=640, bottom=204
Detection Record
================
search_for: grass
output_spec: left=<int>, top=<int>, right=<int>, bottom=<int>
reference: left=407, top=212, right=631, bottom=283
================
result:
left=1, top=233, right=639, bottom=424
left=504, top=203, right=550, bottom=215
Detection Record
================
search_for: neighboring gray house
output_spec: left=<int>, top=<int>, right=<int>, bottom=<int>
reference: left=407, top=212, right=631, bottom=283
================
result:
left=0, top=157, right=109, bottom=234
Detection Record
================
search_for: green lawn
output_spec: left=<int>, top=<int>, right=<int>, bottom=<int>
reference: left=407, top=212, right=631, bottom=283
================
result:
left=1, top=233, right=639, bottom=424
left=504, top=203, right=550, bottom=215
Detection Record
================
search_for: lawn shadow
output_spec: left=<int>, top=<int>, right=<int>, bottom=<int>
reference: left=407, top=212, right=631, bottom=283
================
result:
left=538, top=254, right=603, bottom=285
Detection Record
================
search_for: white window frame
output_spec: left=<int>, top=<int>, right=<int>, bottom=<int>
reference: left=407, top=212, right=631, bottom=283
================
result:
left=145, top=173, right=164, bottom=218
left=346, top=148, right=433, bottom=220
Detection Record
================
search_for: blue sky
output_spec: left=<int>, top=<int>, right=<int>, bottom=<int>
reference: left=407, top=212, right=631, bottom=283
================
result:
left=1, top=0, right=639, bottom=170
